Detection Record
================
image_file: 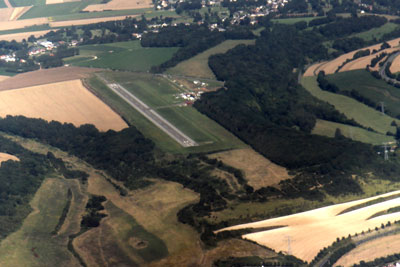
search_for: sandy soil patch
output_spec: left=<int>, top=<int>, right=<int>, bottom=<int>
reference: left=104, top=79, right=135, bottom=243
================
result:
left=49, top=15, right=137, bottom=28
left=0, top=79, right=127, bottom=131
left=0, top=66, right=100, bottom=90
left=0, top=152, right=19, bottom=165
left=218, top=189, right=400, bottom=262
left=335, top=232, right=400, bottom=266
left=0, top=29, right=51, bottom=41
left=209, top=148, right=291, bottom=190
left=83, top=0, right=152, bottom=12
left=305, top=38, right=400, bottom=75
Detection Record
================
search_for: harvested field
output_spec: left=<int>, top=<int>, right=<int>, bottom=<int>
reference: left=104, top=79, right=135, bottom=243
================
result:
left=303, top=61, right=327, bottom=76
left=340, top=48, right=398, bottom=72
left=0, top=8, right=14, bottom=21
left=390, top=53, right=400, bottom=73
left=0, top=75, right=9, bottom=81
left=0, top=152, right=19, bottom=165
left=306, top=38, right=400, bottom=75
left=209, top=148, right=291, bottom=190
left=49, top=15, right=136, bottom=27
left=335, top=232, right=400, bottom=266
left=218, top=189, right=400, bottom=262
left=0, top=29, right=51, bottom=41
left=83, top=0, right=152, bottom=12
left=10, top=6, right=31, bottom=20
left=0, top=17, right=48, bottom=31
left=0, top=79, right=128, bottom=131
left=0, top=66, right=100, bottom=90
left=46, top=0, right=79, bottom=4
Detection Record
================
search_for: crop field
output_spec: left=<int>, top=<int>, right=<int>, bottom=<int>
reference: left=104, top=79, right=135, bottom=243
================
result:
left=167, top=39, right=255, bottom=79
left=83, top=0, right=152, bottom=12
left=336, top=231, right=400, bottom=266
left=65, top=40, right=178, bottom=72
left=0, top=29, right=51, bottom=41
left=0, top=178, right=81, bottom=266
left=209, top=148, right=291, bottom=190
left=0, top=0, right=7, bottom=8
left=87, top=72, right=246, bottom=153
left=326, top=69, right=400, bottom=118
left=218, top=190, right=400, bottom=262
left=0, top=79, right=127, bottom=131
left=312, top=119, right=395, bottom=144
left=301, top=76, right=400, bottom=134
left=390, top=53, right=400, bottom=73
left=351, top=22, right=399, bottom=41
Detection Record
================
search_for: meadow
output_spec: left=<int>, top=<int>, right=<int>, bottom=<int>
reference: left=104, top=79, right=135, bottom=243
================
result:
left=271, top=16, right=325, bottom=25
left=351, top=22, right=399, bottom=41
left=66, top=40, right=179, bottom=72
left=326, top=69, right=400, bottom=118
left=9, top=0, right=45, bottom=7
left=301, top=76, right=400, bottom=135
left=167, top=39, right=255, bottom=79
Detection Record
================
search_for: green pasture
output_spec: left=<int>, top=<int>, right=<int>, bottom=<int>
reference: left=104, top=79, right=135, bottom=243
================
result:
left=312, top=119, right=395, bottom=145
left=0, top=0, right=7, bottom=8
left=326, top=70, right=400, bottom=118
left=9, top=0, right=45, bottom=7
left=65, top=40, right=178, bottom=72
left=52, top=8, right=154, bottom=21
left=301, top=75, right=400, bottom=134
left=272, top=16, right=325, bottom=25
left=167, top=39, right=255, bottom=79
left=351, top=22, right=399, bottom=41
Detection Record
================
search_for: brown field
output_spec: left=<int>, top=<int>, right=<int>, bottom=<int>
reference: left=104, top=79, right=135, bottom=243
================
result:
left=306, top=38, right=400, bottom=75
left=83, top=0, right=152, bottom=12
left=335, top=231, right=400, bottom=266
left=0, top=152, right=19, bottom=165
left=9, top=6, right=31, bottom=21
left=0, top=29, right=51, bottom=41
left=209, top=148, right=291, bottom=190
left=303, top=61, right=327, bottom=76
left=390, top=53, right=400, bottom=73
left=0, top=79, right=128, bottom=131
left=218, top=189, right=400, bottom=262
left=0, top=17, right=49, bottom=31
left=0, top=66, right=100, bottom=90
left=0, top=8, right=14, bottom=21
left=0, top=76, right=9, bottom=82
left=340, top=47, right=398, bottom=72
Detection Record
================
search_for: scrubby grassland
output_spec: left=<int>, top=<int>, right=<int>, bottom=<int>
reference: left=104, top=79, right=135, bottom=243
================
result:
left=167, top=39, right=255, bottom=79
left=0, top=178, right=81, bottom=266
left=312, top=119, right=394, bottom=144
left=301, top=76, right=400, bottom=134
left=65, top=40, right=179, bottom=72
left=326, top=69, right=400, bottom=118
left=209, top=148, right=291, bottom=190
left=351, top=22, right=399, bottom=41
left=271, top=16, right=325, bottom=25
left=86, top=72, right=246, bottom=153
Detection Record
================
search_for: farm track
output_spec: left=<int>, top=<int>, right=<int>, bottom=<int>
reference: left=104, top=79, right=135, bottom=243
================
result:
left=97, top=75, right=198, bottom=147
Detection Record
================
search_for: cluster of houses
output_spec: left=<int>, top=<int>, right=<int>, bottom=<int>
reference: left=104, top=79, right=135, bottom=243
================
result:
left=176, top=91, right=204, bottom=105
left=384, top=262, right=400, bottom=267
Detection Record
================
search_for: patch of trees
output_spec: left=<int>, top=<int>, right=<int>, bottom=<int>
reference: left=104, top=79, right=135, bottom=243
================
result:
left=308, top=16, right=336, bottom=27
left=0, top=135, right=52, bottom=240
left=0, top=58, right=39, bottom=73
left=370, top=52, right=387, bottom=67
left=47, top=152, right=88, bottom=182
left=310, top=237, right=355, bottom=266
left=141, top=24, right=255, bottom=73
left=317, top=16, right=387, bottom=38
left=194, top=23, right=400, bottom=202
left=332, top=37, right=366, bottom=53
left=81, top=195, right=107, bottom=228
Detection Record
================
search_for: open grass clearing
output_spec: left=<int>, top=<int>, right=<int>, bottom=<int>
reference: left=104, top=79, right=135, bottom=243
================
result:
left=209, top=148, right=291, bottom=190
left=167, top=39, right=255, bottom=79
left=218, top=189, right=400, bottom=262
left=0, top=79, right=127, bottom=131
left=301, top=76, right=400, bottom=134
left=351, top=22, right=399, bottom=41
left=87, top=72, right=246, bottom=153
left=312, top=119, right=395, bottom=145
left=0, top=178, right=81, bottom=267
left=335, top=230, right=400, bottom=266
left=271, top=16, right=325, bottom=25
left=66, top=40, right=179, bottom=72
left=326, top=69, right=400, bottom=118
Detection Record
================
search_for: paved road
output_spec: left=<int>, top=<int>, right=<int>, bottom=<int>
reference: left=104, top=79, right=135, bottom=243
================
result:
left=104, top=81, right=198, bottom=147
left=379, top=51, right=400, bottom=83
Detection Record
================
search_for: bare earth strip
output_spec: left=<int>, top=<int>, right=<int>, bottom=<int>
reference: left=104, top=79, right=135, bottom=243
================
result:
left=335, top=232, right=400, bottom=266
left=83, top=0, right=152, bottom=12
left=0, top=79, right=128, bottom=131
left=0, top=152, right=19, bottom=165
left=0, top=30, right=51, bottom=41
left=218, top=189, right=400, bottom=262
left=306, top=38, right=400, bottom=75
left=209, top=148, right=291, bottom=190
left=0, top=66, right=100, bottom=90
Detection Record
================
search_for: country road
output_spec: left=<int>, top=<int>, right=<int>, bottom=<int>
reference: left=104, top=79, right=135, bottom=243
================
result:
left=379, top=51, right=400, bottom=83
left=99, top=76, right=198, bottom=147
